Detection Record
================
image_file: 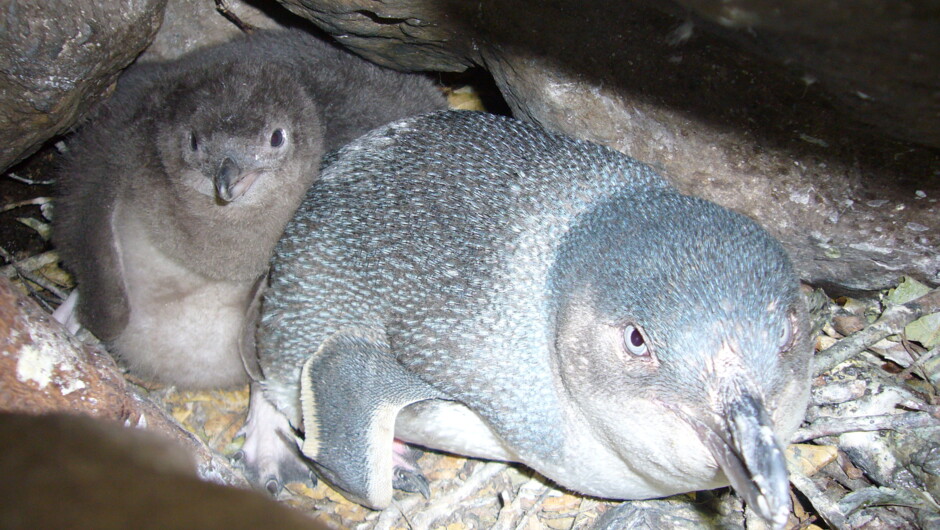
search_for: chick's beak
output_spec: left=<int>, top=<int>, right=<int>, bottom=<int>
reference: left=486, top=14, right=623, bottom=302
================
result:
left=214, top=157, right=263, bottom=203
left=214, top=157, right=241, bottom=202
left=681, top=388, right=791, bottom=529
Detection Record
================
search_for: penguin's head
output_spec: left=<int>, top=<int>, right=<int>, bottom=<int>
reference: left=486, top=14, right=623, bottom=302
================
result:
left=149, top=59, right=325, bottom=210
left=551, top=190, right=811, bottom=529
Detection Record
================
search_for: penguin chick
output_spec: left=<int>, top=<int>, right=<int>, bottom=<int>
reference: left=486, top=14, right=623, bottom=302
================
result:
left=246, top=111, right=813, bottom=528
left=54, top=29, right=446, bottom=388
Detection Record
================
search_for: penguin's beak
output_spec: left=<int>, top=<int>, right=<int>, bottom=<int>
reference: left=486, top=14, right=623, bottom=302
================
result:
left=679, top=388, right=791, bottom=529
left=214, top=157, right=262, bottom=203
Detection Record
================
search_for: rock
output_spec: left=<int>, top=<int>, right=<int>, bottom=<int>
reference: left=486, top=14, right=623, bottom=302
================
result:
left=278, top=0, right=473, bottom=71
left=0, top=277, right=244, bottom=486
left=0, top=278, right=130, bottom=417
left=832, top=314, right=868, bottom=337
left=591, top=495, right=745, bottom=530
left=278, top=0, right=940, bottom=292
left=671, top=0, right=940, bottom=149
left=280, top=0, right=940, bottom=148
left=839, top=486, right=940, bottom=527
left=0, top=0, right=309, bottom=173
left=0, top=413, right=326, bottom=529
left=140, top=0, right=294, bottom=62
left=787, top=444, right=840, bottom=478
left=807, top=358, right=940, bottom=507
left=0, top=0, right=167, bottom=172
left=3, top=0, right=937, bottom=290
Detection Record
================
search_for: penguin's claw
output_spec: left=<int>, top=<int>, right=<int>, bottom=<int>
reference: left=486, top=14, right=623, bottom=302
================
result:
left=51, top=290, right=82, bottom=335
left=391, top=440, right=430, bottom=498
left=233, top=447, right=316, bottom=496
left=265, top=478, right=280, bottom=496
left=238, top=386, right=316, bottom=496
left=393, top=467, right=431, bottom=499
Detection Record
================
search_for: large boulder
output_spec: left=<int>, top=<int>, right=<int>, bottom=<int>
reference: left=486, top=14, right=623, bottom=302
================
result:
left=279, top=0, right=940, bottom=148
left=278, top=0, right=940, bottom=292
left=0, top=0, right=308, bottom=173
left=0, top=0, right=167, bottom=171
left=0, top=277, right=242, bottom=485
left=1, top=0, right=936, bottom=291
left=140, top=0, right=292, bottom=62
left=674, top=0, right=940, bottom=149
left=0, top=413, right=326, bottom=529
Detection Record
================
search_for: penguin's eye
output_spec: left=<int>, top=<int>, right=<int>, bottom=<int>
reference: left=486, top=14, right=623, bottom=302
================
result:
left=779, top=321, right=792, bottom=349
left=270, top=128, right=285, bottom=148
left=189, top=132, right=198, bottom=151
left=623, top=324, right=650, bottom=357
left=779, top=312, right=797, bottom=350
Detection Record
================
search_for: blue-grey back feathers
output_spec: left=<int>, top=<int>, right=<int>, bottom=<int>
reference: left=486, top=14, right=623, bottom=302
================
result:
left=257, top=110, right=812, bottom=515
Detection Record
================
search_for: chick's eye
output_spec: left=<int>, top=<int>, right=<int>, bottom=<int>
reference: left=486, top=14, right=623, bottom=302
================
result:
left=189, top=132, right=198, bottom=151
left=623, top=324, right=649, bottom=357
left=270, top=128, right=285, bottom=147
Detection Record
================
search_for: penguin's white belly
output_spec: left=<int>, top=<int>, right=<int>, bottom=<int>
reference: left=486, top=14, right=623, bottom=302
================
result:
left=112, top=210, right=251, bottom=388
left=396, top=397, right=728, bottom=502
left=395, top=400, right=517, bottom=462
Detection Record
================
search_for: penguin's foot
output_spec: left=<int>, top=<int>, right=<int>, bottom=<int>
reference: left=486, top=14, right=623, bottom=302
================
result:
left=392, top=440, right=430, bottom=499
left=236, top=386, right=315, bottom=495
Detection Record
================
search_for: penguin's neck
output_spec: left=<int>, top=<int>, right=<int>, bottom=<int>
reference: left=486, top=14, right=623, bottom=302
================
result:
left=133, top=179, right=308, bottom=281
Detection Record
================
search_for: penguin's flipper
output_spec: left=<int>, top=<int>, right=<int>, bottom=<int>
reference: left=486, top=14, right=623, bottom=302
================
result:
left=71, top=205, right=131, bottom=341
left=238, top=272, right=267, bottom=381
left=300, top=327, right=443, bottom=509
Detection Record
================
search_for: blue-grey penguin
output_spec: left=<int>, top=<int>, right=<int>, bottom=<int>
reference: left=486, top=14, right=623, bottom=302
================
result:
left=244, top=111, right=812, bottom=527
left=53, top=29, right=446, bottom=388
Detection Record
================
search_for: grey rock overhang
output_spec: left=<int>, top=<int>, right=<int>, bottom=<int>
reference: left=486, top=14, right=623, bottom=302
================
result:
left=278, top=0, right=940, bottom=292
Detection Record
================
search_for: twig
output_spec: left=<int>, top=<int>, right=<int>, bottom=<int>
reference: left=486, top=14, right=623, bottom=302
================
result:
left=493, top=476, right=552, bottom=530
left=215, top=0, right=256, bottom=34
left=893, top=335, right=930, bottom=382
left=815, top=288, right=940, bottom=374
left=1, top=196, right=52, bottom=213
left=374, top=495, right=421, bottom=530
left=0, top=246, right=67, bottom=301
left=794, top=515, right=819, bottom=530
left=0, top=250, right=59, bottom=278
left=786, top=465, right=848, bottom=529
left=898, top=399, right=940, bottom=417
left=568, top=499, right=597, bottom=530
left=514, top=484, right=551, bottom=530
left=897, top=346, right=938, bottom=381
left=791, top=411, right=939, bottom=443
left=408, top=461, right=507, bottom=529
left=18, top=271, right=67, bottom=301
left=392, top=497, right=417, bottom=530
left=493, top=489, right=517, bottom=530
left=5, top=172, right=54, bottom=185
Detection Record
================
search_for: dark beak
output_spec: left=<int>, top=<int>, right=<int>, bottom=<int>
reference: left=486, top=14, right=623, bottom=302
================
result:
left=214, top=157, right=264, bottom=203
left=683, top=388, right=791, bottom=529
left=214, top=157, right=241, bottom=202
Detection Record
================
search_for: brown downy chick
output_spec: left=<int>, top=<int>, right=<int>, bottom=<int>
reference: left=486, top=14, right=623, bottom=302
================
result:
left=54, top=30, right=446, bottom=388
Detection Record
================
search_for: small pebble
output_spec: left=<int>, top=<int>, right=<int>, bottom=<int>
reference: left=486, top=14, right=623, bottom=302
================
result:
left=832, top=314, right=867, bottom=336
